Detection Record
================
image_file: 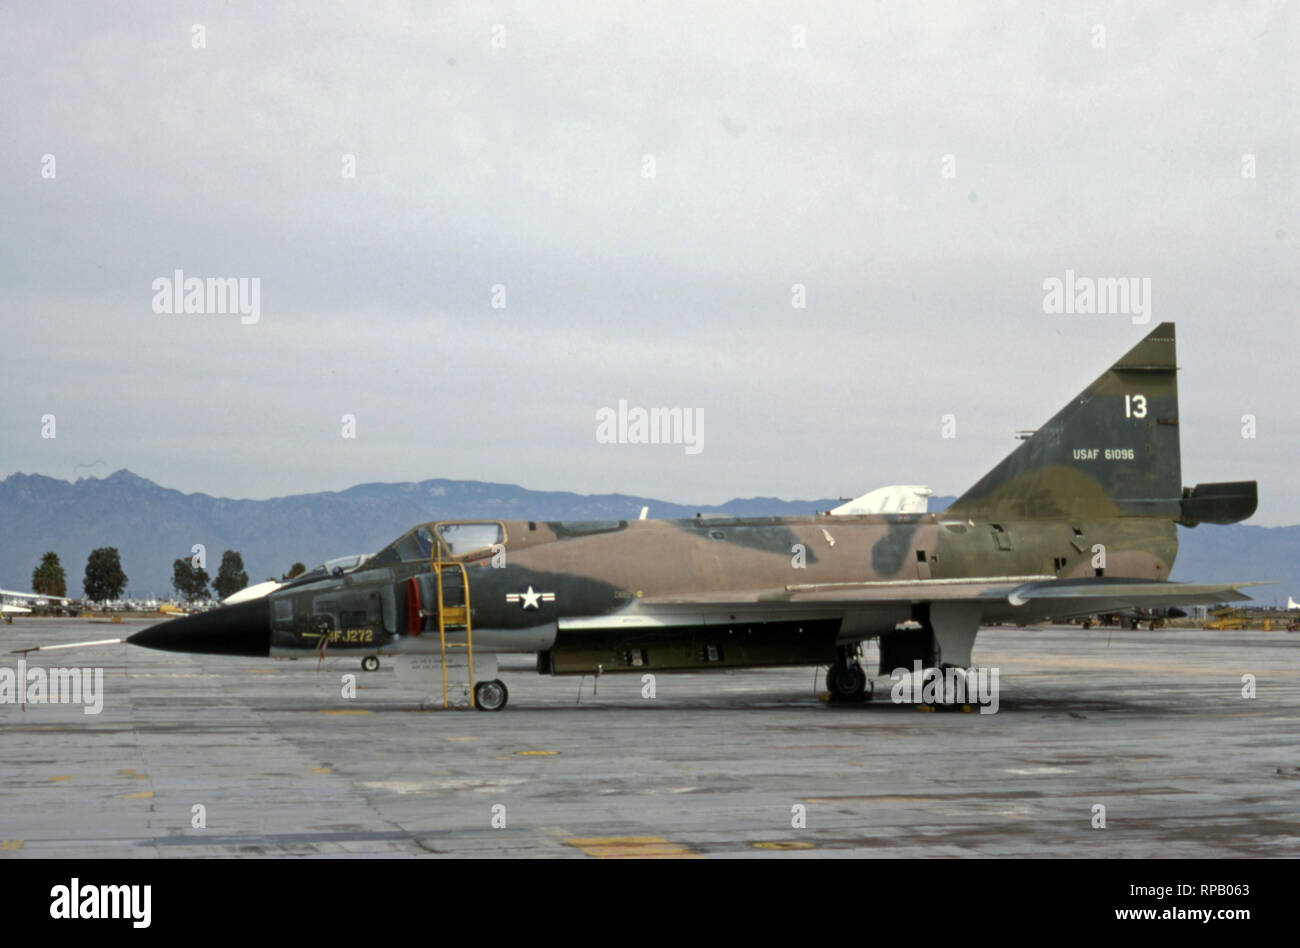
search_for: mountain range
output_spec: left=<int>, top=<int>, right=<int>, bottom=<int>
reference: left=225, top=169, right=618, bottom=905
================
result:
left=2, top=470, right=1294, bottom=606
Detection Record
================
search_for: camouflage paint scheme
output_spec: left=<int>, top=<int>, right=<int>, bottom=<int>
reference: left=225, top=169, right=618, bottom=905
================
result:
left=129, top=322, right=1258, bottom=693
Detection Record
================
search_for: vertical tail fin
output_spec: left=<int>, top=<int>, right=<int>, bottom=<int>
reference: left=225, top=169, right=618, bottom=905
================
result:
left=946, top=323, right=1181, bottom=521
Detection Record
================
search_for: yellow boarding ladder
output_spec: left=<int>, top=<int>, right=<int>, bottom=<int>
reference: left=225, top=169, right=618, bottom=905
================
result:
left=433, top=554, right=476, bottom=708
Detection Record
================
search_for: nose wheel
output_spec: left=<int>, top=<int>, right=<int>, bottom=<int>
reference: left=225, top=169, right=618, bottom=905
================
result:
left=361, top=655, right=380, bottom=672
left=474, top=679, right=509, bottom=711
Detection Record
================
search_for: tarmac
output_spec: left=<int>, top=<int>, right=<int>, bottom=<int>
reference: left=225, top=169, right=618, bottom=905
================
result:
left=1, top=618, right=1297, bottom=858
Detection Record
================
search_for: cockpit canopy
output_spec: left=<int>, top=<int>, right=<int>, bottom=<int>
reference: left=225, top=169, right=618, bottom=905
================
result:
left=369, top=521, right=505, bottom=566
left=290, top=553, right=372, bottom=584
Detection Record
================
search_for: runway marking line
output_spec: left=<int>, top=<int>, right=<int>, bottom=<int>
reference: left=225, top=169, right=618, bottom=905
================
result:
left=320, top=709, right=372, bottom=716
left=753, top=841, right=815, bottom=850
left=515, top=750, right=558, bottom=756
left=50, top=776, right=71, bottom=782
left=565, top=836, right=699, bottom=859
left=801, top=795, right=943, bottom=803
left=120, top=791, right=154, bottom=799
left=0, top=840, right=23, bottom=850
left=311, top=766, right=332, bottom=773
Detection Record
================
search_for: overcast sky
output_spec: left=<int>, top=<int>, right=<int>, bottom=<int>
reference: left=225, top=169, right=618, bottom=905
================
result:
left=2, top=2, right=1296, bottom=523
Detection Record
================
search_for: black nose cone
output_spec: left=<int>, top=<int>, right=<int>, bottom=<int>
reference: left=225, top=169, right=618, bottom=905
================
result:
left=129, top=598, right=271, bottom=657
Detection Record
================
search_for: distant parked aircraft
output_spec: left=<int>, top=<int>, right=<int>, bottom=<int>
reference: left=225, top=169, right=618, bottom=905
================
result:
left=0, top=588, right=71, bottom=622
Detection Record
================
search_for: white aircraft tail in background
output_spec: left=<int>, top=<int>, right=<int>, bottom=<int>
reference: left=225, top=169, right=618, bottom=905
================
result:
left=830, top=485, right=933, bottom=516
left=1287, top=596, right=1300, bottom=611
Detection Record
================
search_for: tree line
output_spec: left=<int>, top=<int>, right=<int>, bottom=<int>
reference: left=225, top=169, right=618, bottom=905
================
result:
left=29, top=550, right=310, bottom=604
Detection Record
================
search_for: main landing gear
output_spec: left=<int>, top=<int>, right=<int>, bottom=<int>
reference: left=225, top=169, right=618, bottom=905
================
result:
left=826, top=646, right=870, bottom=703
left=361, top=655, right=380, bottom=672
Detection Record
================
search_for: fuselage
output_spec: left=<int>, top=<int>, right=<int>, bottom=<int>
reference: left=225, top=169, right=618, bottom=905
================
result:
left=252, top=513, right=1177, bottom=666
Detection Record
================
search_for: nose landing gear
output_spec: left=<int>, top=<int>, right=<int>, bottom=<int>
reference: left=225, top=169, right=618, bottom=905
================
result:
left=474, top=679, right=509, bottom=711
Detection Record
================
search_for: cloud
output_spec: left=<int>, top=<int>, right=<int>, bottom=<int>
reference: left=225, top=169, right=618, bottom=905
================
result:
left=1, top=1, right=1295, bottom=521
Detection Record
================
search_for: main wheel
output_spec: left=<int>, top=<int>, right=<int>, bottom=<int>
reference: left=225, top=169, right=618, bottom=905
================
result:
left=826, top=664, right=867, bottom=702
left=361, top=655, right=380, bottom=672
left=475, top=679, right=509, bottom=711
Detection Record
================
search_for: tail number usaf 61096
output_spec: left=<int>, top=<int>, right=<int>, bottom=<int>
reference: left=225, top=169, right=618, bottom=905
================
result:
left=1073, top=448, right=1135, bottom=461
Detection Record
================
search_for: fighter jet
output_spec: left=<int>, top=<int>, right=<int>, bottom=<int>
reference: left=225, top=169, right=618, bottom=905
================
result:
left=91, top=322, right=1258, bottom=710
